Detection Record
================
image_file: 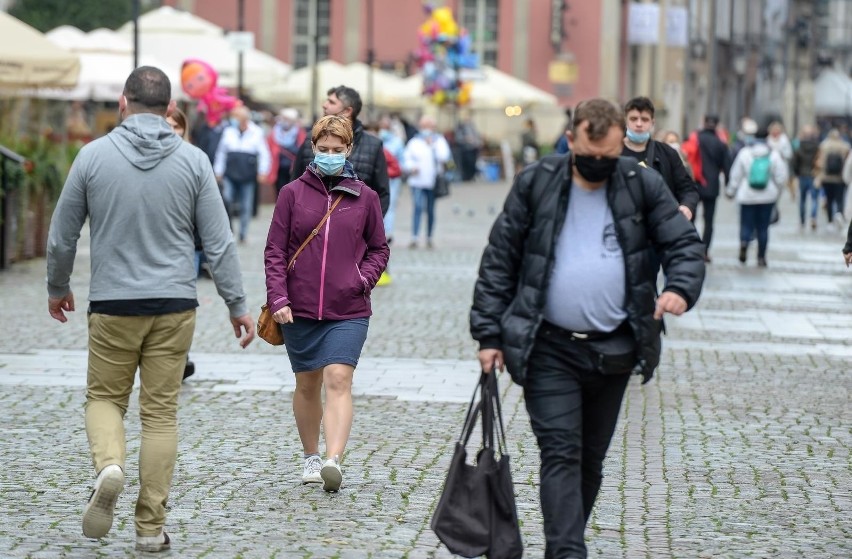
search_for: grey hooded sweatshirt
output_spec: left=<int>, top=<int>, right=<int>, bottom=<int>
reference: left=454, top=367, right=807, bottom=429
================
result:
left=47, top=113, right=248, bottom=318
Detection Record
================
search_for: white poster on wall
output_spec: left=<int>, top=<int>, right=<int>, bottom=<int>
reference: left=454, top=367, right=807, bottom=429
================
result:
left=667, top=6, right=689, bottom=47
left=627, top=2, right=660, bottom=45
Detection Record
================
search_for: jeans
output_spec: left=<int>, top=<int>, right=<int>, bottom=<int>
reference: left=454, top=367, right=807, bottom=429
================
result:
left=823, top=182, right=845, bottom=222
left=739, top=203, right=774, bottom=259
left=523, top=326, right=632, bottom=559
left=383, top=177, right=402, bottom=240
left=411, top=186, right=436, bottom=240
left=698, top=196, right=717, bottom=254
left=222, top=177, right=256, bottom=241
left=85, top=310, right=196, bottom=535
left=798, top=176, right=819, bottom=225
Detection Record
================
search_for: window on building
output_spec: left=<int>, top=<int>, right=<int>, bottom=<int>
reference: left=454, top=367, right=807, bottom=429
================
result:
left=293, top=0, right=330, bottom=69
left=460, top=0, right=499, bottom=67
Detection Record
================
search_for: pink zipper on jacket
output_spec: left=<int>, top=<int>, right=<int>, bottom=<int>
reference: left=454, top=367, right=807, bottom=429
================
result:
left=317, top=194, right=332, bottom=319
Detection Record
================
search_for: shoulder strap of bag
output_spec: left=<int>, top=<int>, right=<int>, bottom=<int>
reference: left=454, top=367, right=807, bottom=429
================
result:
left=287, top=194, right=344, bottom=271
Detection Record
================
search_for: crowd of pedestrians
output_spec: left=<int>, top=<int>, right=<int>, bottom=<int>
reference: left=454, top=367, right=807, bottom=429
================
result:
left=42, top=63, right=852, bottom=557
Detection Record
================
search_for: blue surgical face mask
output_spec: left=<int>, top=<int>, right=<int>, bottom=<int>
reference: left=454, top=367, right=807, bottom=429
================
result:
left=743, top=134, right=757, bottom=146
left=314, top=152, right=346, bottom=175
left=229, top=118, right=239, bottom=128
left=379, top=129, right=393, bottom=142
left=626, top=129, right=651, bottom=144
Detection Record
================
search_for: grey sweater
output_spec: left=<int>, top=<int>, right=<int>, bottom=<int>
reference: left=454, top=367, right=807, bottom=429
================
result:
left=47, top=113, right=248, bottom=318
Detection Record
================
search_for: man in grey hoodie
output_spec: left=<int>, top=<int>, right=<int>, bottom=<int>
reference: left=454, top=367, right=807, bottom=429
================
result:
left=46, top=66, right=255, bottom=553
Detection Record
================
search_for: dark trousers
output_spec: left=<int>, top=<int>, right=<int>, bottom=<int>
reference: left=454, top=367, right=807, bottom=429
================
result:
left=523, top=326, right=632, bottom=559
left=698, top=195, right=717, bottom=254
left=739, top=203, right=774, bottom=259
left=824, top=182, right=845, bottom=222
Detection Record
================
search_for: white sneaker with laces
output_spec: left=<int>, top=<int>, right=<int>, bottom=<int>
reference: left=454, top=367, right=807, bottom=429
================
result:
left=82, top=464, right=124, bottom=539
left=320, top=457, right=343, bottom=492
left=302, top=455, right=323, bottom=484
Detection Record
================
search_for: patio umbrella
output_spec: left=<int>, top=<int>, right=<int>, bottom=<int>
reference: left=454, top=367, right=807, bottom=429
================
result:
left=0, top=12, right=79, bottom=89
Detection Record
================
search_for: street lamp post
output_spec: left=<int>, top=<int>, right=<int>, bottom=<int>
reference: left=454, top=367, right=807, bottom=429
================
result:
left=366, top=0, right=375, bottom=120
left=237, top=0, right=245, bottom=100
left=132, top=0, right=140, bottom=69
left=733, top=50, right=747, bottom=125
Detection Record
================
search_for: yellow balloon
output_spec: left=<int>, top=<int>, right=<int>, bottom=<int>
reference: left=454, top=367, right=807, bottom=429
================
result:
left=458, top=88, right=470, bottom=105
left=433, top=7, right=458, bottom=36
left=432, top=90, right=446, bottom=105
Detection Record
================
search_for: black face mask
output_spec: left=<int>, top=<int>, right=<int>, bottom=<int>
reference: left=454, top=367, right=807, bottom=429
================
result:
left=573, top=154, right=618, bottom=183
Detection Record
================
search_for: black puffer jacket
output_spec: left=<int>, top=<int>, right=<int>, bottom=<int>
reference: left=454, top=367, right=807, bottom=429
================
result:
left=291, top=119, right=390, bottom=215
left=644, top=140, right=700, bottom=215
left=470, top=153, right=705, bottom=385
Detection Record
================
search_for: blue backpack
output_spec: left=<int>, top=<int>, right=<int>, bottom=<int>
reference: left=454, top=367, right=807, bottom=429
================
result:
left=748, top=152, right=771, bottom=189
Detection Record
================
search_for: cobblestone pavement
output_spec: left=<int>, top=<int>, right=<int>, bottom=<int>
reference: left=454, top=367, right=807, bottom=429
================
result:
left=1, top=178, right=851, bottom=558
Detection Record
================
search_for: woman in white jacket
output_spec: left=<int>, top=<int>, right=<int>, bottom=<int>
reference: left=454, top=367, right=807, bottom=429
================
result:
left=402, top=115, right=451, bottom=249
left=726, top=128, right=788, bottom=267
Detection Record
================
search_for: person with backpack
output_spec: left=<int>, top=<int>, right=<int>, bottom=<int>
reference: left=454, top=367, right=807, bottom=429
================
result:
left=816, top=129, right=851, bottom=230
left=726, top=125, right=789, bottom=267
left=792, top=124, right=821, bottom=231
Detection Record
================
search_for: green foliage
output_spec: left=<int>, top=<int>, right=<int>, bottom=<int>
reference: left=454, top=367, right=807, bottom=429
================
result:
left=9, top=0, right=133, bottom=32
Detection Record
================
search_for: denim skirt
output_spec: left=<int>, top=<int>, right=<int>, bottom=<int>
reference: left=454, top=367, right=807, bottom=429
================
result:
left=281, top=316, right=369, bottom=372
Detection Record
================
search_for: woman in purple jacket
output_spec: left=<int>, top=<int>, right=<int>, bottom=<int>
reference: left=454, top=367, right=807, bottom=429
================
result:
left=264, top=115, right=389, bottom=492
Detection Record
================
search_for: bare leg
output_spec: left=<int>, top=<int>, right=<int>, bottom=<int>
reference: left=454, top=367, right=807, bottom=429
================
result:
left=292, top=369, right=323, bottom=455
left=322, top=364, right=354, bottom=459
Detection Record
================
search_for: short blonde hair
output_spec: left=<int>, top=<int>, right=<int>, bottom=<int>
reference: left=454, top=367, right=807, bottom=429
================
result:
left=311, top=114, right=353, bottom=146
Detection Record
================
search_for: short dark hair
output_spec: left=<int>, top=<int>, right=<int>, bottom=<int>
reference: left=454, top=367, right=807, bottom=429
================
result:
left=123, top=66, right=171, bottom=113
left=624, top=96, right=655, bottom=118
left=327, top=85, right=363, bottom=121
left=704, top=114, right=720, bottom=128
left=572, top=99, right=625, bottom=141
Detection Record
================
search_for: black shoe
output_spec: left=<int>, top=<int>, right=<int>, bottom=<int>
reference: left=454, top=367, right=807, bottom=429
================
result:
left=183, top=360, right=195, bottom=381
left=703, top=253, right=712, bottom=263
left=757, top=258, right=767, bottom=268
left=738, top=245, right=747, bottom=264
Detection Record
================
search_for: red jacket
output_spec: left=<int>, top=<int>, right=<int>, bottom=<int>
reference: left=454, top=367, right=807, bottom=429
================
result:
left=266, top=127, right=308, bottom=185
left=264, top=166, right=389, bottom=320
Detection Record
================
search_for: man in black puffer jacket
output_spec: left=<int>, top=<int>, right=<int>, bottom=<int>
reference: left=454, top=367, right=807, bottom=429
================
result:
left=621, top=96, right=699, bottom=221
left=470, top=99, right=705, bottom=559
left=291, top=85, right=389, bottom=215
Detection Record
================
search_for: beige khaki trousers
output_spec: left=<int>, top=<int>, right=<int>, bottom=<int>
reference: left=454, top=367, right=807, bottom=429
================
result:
left=85, top=310, right=195, bottom=536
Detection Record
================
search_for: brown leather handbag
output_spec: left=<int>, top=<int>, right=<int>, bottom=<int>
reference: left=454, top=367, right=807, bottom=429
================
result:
left=257, top=195, right=344, bottom=345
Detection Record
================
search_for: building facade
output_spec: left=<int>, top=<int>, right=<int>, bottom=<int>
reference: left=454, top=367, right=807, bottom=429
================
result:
left=163, top=0, right=623, bottom=112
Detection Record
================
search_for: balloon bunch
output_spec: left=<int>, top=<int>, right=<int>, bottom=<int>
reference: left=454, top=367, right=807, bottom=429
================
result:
left=415, top=5, right=479, bottom=106
left=180, top=59, right=241, bottom=126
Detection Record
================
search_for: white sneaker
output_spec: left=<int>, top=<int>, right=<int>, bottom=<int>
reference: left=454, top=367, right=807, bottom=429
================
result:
left=320, top=457, right=343, bottom=492
left=82, top=464, right=124, bottom=539
left=302, top=455, right=323, bottom=484
left=136, top=530, right=171, bottom=552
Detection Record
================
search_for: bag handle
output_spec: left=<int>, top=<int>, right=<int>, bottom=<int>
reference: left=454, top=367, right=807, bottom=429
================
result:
left=287, top=194, right=344, bottom=271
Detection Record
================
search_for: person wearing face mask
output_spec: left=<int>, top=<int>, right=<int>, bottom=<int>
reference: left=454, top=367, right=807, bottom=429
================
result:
left=265, top=115, right=389, bottom=493
left=213, top=106, right=271, bottom=243
left=402, top=115, right=452, bottom=249
left=267, top=108, right=307, bottom=196
left=377, top=114, right=406, bottom=245
left=290, top=86, right=390, bottom=217
left=621, top=97, right=699, bottom=224
left=471, top=98, right=705, bottom=559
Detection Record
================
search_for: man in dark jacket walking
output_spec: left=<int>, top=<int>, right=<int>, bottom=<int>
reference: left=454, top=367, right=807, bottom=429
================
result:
left=470, top=98, right=705, bottom=559
left=291, top=85, right=390, bottom=215
left=684, top=114, right=732, bottom=262
left=621, top=97, right=699, bottom=221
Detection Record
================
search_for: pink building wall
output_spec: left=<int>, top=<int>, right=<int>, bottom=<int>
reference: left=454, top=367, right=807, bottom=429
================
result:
left=162, top=0, right=610, bottom=108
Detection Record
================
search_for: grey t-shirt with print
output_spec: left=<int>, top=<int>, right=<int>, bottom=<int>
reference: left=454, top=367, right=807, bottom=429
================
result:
left=543, top=181, right=627, bottom=332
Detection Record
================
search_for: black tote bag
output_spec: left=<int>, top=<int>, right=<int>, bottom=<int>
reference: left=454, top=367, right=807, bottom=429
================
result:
left=431, top=372, right=523, bottom=559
